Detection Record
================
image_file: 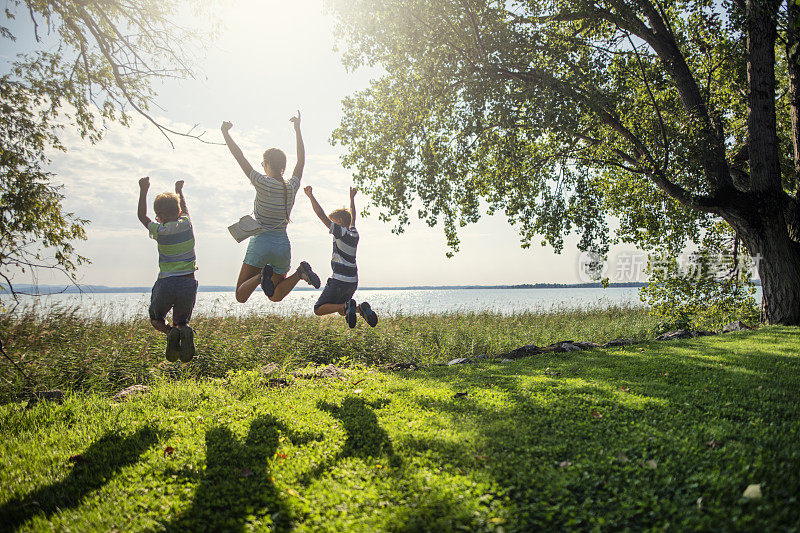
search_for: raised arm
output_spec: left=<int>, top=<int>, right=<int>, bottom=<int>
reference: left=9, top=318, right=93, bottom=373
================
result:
left=289, top=110, right=304, bottom=179
left=304, top=186, right=331, bottom=228
left=175, top=180, right=188, bottom=215
left=138, top=177, right=152, bottom=228
left=220, top=121, right=254, bottom=178
left=349, top=187, right=357, bottom=227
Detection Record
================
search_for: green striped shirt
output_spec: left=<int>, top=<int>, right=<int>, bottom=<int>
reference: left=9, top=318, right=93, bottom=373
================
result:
left=148, top=216, right=197, bottom=278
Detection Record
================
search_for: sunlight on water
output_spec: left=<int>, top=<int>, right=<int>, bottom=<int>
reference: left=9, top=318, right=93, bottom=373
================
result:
left=0, top=287, right=664, bottom=320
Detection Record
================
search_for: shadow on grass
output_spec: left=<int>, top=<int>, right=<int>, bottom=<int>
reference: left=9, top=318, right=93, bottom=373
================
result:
left=164, top=415, right=320, bottom=532
left=382, top=329, right=800, bottom=529
left=0, top=425, right=163, bottom=531
left=299, top=397, right=401, bottom=486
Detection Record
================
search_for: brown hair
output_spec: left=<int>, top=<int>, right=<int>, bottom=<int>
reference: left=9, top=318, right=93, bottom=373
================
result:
left=263, top=148, right=287, bottom=176
left=153, top=192, right=181, bottom=220
left=329, top=208, right=351, bottom=227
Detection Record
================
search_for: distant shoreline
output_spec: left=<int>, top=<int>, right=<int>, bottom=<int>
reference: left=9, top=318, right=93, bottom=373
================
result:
left=3, top=280, right=761, bottom=295
left=7, top=282, right=650, bottom=295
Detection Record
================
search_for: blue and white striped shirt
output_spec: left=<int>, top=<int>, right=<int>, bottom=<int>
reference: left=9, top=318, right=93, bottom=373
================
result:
left=248, top=169, right=301, bottom=231
left=330, top=222, right=359, bottom=283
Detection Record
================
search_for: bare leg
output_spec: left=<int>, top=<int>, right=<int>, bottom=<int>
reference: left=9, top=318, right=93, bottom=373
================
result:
left=315, top=303, right=346, bottom=316
left=150, top=319, right=171, bottom=334
left=235, top=263, right=262, bottom=303
left=270, top=271, right=300, bottom=302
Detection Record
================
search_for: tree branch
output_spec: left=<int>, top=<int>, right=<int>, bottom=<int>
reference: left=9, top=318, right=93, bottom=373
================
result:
left=498, top=65, right=719, bottom=212
left=0, top=336, right=32, bottom=384
left=522, top=0, right=734, bottom=191
left=627, top=33, right=670, bottom=171
left=51, top=0, right=221, bottom=147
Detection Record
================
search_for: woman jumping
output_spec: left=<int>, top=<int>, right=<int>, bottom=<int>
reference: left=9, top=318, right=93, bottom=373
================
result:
left=221, top=111, right=320, bottom=303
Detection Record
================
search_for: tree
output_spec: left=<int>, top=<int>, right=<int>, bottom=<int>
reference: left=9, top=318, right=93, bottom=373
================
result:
left=327, top=0, right=800, bottom=324
left=640, top=223, right=760, bottom=331
left=0, top=0, right=212, bottom=296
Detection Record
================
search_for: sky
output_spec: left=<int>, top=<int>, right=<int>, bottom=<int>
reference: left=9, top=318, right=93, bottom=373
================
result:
left=4, top=0, right=642, bottom=288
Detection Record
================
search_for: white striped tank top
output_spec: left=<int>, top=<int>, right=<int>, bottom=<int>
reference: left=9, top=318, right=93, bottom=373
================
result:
left=248, top=169, right=301, bottom=231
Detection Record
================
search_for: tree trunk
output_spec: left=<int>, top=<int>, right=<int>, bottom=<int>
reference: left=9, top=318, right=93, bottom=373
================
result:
left=726, top=0, right=800, bottom=324
left=749, top=231, right=800, bottom=325
left=723, top=193, right=800, bottom=325
left=788, top=0, right=800, bottom=193
left=746, top=0, right=782, bottom=192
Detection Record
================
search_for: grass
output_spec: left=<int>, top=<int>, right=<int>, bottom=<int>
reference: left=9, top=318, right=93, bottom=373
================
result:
left=0, top=322, right=798, bottom=531
left=0, top=305, right=656, bottom=401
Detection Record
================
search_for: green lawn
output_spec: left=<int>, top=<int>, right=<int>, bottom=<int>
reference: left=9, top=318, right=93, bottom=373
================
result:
left=1, top=326, right=798, bottom=531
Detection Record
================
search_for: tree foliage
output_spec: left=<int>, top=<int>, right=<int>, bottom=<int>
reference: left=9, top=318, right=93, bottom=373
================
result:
left=1, top=65, right=88, bottom=293
left=0, top=0, right=212, bottom=295
left=328, top=0, right=800, bottom=323
left=640, top=223, right=759, bottom=332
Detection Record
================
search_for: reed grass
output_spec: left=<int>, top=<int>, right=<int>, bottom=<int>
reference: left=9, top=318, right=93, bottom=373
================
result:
left=0, top=305, right=657, bottom=401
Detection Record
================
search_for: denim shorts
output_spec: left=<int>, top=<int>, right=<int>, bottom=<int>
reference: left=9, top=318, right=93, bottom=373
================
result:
left=314, top=278, right=358, bottom=310
left=243, top=230, right=291, bottom=274
left=149, top=275, right=198, bottom=326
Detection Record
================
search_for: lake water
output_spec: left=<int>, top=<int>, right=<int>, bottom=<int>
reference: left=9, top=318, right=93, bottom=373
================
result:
left=3, top=287, right=652, bottom=320
left=3, top=286, right=763, bottom=320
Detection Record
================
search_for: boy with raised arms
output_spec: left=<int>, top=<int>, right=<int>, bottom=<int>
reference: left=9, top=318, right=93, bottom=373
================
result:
left=304, top=185, right=378, bottom=328
left=137, top=177, right=197, bottom=362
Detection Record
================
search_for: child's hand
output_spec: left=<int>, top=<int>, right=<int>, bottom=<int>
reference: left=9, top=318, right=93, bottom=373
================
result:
left=221, top=121, right=233, bottom=133
left=290, top=110, right=301, bottom=130
left=139, top=176, right=150, bottom=190
left=303, top=185, right=313, bottom=197
left=175, top=180, right=184, bottom=193
left=350, top=186, right=357, bottom=199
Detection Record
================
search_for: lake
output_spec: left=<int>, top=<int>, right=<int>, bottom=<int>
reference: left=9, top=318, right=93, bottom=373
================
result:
left=3, top=286, right=763, bottom=320
left=4, top=287, right=644, bottom=319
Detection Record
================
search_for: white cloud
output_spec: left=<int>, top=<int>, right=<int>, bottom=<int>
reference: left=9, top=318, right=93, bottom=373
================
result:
left=39, top=111, right=631, bottom=288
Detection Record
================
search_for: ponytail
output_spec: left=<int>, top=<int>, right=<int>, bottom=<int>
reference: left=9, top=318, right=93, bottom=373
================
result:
left=282, top=179, right=291, bottom=223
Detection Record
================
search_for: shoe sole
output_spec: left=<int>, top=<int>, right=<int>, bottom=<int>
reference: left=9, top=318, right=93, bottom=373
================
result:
left=261, top=265, right=275, bottom=297
left=346, top=299, right=357, bottom=328
left=179, top=326, right=195, bottom=362
left=360, top=302, right=378, bottom=327
left=166, top=328, right=181, bottom=362
left=300, top=261, right=321, bottom=289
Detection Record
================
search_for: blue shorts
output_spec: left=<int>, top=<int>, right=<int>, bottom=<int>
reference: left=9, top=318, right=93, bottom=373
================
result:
left=314, top=278, right=358, bottom=310
left=243, top=230, right=291, bottom=274
left=149, top=275, right=198, bottom=326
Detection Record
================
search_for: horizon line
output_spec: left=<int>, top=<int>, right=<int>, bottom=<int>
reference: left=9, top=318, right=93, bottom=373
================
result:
left=2, top=280, right=762, bottom=295
left=2, top=281, right=662, bottom=295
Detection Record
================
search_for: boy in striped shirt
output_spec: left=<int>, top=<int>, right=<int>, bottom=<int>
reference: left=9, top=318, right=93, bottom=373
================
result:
left=304, top=185, right=378, bottom=328
left=137, top=177, right=198, bottom=361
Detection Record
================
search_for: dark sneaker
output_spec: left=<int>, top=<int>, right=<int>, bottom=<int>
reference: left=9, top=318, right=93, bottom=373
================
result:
left=166, top=327, right=181, bottom=362
left=261, top=264, right=275, bottom=297
left=297, top=261, right=321, bottom=289
left=179, top=326, right=195, bottom=362
left=345, top=299, right=357, bottom=328
left=359, top=301, right=378, bottom=327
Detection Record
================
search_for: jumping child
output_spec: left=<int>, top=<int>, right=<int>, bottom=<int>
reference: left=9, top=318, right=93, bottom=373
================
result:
left=221, top=111, right=320, bottom=303
left=137, top=177, right=197, bottom=362
left=304, top=185, right=378, bottom=328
